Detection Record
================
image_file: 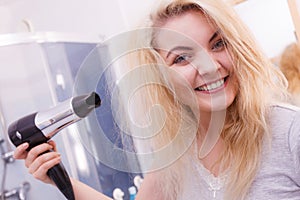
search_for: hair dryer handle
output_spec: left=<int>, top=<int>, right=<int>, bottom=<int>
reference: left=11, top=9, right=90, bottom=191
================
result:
left=44, top=150, right=75, bottom=200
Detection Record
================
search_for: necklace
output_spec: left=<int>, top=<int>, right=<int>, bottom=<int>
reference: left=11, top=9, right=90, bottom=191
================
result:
left=192, top=160, right=228, bottom=199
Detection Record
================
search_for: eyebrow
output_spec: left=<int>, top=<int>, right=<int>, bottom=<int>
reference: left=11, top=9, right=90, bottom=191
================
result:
left=166, top=46, right=193, bottom=59
left=165, top=30, right=220, bottom=59
left=209, top=30, right=219, bottom=43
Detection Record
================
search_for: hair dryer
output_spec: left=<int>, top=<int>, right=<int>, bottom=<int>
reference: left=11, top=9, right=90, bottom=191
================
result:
left=7, top=92, right=101, bottom=200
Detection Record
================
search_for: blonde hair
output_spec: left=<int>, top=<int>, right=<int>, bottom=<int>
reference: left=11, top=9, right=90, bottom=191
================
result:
left=124, top=0, right=289, bottom=199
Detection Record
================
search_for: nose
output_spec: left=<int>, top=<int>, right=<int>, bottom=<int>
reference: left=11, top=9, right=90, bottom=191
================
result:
left=192, top=50, right=220, bottom=76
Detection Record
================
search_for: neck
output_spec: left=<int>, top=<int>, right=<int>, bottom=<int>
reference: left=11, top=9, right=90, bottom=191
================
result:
left=196, top=109, right=227, bottom=176
left=198, top=109, right=227, bottom=135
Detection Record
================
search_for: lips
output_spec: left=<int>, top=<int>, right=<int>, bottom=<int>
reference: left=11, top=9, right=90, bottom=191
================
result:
left=195, top=76, right=228, bottom=92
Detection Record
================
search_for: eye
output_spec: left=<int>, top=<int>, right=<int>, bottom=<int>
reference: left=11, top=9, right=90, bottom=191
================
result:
left=212, top=39, right=227, bottom=51
left=173, top=54, right=191, bottom=65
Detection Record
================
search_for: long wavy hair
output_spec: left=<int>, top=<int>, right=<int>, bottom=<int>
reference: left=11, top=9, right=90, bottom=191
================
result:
left=124, top=0, right=289, bottom=199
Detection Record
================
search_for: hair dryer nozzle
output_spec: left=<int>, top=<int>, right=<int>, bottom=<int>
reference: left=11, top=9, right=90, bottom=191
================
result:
left=86, top=92, right=101, bottom=108
left=72, top=92, right=101, bottom=118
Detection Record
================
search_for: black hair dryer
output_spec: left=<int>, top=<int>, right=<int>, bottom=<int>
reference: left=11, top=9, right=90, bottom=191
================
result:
left=7, top=92, right=101, bottom=200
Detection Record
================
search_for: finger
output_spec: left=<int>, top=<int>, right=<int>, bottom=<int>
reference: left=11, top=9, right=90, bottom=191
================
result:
left=47, top=140, right=57, bottom=152
left=13, top=143, right=29, bottom=159
left=32, top=157, right=61, bottom=184
left=28, top=151, right=61, bottom=174
left=25, top=143, right=54, bottom=168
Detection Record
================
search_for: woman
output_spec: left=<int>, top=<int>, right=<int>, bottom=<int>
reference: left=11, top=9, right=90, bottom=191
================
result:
left=14, top=0, right=300, bottom=199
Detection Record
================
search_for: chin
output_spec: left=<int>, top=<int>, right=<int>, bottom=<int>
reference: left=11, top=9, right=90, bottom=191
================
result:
left=199, top=94, right=236, bottom=113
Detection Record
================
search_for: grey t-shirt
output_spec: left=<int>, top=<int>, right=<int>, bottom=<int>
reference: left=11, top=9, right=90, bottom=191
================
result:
left=179, top=104, right=300, bottom=200
left=247, top=104, right=300, bottom=199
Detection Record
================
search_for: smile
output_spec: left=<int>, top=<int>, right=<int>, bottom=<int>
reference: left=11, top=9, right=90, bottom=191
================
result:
left=195, top=77, right=228, bottom=92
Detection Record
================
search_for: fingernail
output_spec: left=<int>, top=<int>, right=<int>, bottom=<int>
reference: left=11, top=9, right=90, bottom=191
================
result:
left=22, top=143, right=29, bottom=148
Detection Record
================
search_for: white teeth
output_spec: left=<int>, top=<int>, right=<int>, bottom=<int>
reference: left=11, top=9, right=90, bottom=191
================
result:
left=197, top=79, right=224, bottom=91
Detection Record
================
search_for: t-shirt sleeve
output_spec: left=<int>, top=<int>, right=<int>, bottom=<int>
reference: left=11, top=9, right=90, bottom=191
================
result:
left=289, top=109, right=300, bottom=175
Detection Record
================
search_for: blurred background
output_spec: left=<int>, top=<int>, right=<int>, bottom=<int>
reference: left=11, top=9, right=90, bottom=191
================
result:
left=0, top=0, right=298, bottom=199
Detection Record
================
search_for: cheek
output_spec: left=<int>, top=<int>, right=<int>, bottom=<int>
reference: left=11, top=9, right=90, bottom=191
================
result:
left=169, top=66, right=196, bottom=88
left=224, top=74, right=239, bottom=107
left=230, top=74, right=239, bottom=95
left=166, top=68, right=198, bottom=107
left=221, top=52, right=234, bottom=72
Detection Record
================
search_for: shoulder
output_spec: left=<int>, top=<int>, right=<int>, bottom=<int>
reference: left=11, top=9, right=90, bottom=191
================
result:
left=270, top=103, right=300, bottom=156
left=269, top=103, right=300, bottom=130
left=270, top=103, right=300, bottom=114
left=268, top=103, right=300, bottom=148
left=269, top=103, right=300, bottom=125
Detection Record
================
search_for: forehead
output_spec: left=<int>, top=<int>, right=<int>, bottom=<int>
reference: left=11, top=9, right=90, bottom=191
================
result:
left=153, top=11, right=217, bottom=51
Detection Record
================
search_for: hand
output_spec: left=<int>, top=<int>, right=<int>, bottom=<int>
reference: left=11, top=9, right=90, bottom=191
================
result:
left=13, top=140, right=61, bottom=185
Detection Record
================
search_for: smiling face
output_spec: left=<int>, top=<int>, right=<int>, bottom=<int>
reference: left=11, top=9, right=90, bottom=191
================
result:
left=154, top=10, right=238, bottom=114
